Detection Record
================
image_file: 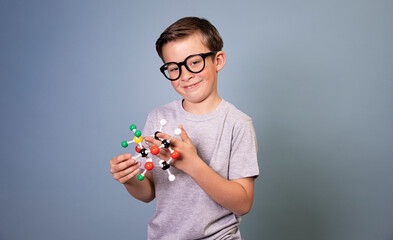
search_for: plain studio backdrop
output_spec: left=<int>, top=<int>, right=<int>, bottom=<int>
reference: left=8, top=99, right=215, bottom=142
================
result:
left=1, top=0, right=392, bottom=239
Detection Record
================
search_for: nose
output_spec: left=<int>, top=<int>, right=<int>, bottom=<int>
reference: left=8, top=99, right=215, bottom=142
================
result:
left=179, top=65, right=194, bottom=81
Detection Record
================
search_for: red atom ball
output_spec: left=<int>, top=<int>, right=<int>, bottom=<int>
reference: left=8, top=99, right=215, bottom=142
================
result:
left=170, top=150, right=179, bottom=159
left=150, top=146, right=159, bottom=155
left=135, top=145, right=142, bottom=153
left=145, top=162, right=154, bottom=171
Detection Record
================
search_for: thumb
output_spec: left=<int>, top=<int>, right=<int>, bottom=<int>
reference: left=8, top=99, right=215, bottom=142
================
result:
left=179, top=125, right=192, bottom=144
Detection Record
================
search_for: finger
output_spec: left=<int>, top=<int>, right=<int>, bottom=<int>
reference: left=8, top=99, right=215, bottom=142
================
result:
left=144, top=136, right=162, bottom=147
left=154, top=132, right=173, bottom=141
left=147, top=134, right=182, bottom=152
left=155, top=131, right=184, bottom=146
left=111, top=153, right=132, bottom=164
left=111, top=158, right=137, bottom=173
left=118, top=167, right=141, bottom=184
left=156, top=148, right=171, bottom=160
left=178, top=125, right=192, bottom=144
left=114, top=162, right=141, bottom=181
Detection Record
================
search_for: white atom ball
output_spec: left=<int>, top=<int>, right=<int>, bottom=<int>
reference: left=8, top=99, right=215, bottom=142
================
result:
left=169, top=175, right=176, bottom=181
left=174, top=128, right=182, bottom=135
left=160, top=119, right=167, bottom=126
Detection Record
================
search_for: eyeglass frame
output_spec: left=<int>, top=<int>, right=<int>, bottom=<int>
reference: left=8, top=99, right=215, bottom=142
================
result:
left=159, top=51, right=218, bottom=81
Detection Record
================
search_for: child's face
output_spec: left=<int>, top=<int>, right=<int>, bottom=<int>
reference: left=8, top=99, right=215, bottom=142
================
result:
left=161, top=33, right=224, bottom=108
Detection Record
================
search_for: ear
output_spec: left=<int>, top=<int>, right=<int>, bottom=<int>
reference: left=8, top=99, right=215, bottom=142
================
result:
left=215, top=51, right=226, bottom=72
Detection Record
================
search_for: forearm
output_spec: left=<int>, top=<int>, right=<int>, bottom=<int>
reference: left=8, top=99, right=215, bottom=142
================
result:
left=185, top=159, right=254, bottom=216
left=124, top=172, right=155, bottom=203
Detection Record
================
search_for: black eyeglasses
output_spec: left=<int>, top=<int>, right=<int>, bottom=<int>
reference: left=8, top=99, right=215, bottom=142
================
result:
left=160, top=51, right=218, bottom=81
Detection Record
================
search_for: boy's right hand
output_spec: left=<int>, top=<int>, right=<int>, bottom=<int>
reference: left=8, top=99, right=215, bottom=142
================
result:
left=110, top=154, right=141, bottom=184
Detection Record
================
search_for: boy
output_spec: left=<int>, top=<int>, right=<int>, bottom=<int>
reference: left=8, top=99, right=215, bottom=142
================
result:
left=110, top=17, right=259, bottom=239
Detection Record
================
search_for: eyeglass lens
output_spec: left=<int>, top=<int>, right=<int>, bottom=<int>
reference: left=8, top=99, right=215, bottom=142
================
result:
left=164, top=54, right=205, bottom=80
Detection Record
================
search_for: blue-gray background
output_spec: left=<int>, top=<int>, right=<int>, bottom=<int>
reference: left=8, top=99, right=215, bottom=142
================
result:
left=1, top=0, right=392, bottom=239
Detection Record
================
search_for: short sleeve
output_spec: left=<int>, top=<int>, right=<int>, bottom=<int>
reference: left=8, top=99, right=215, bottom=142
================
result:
left=228, top=120, right=259, bottom=180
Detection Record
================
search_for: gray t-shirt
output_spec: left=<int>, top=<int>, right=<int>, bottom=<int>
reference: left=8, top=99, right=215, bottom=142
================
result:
left=142, top=99, right=259, bottom=240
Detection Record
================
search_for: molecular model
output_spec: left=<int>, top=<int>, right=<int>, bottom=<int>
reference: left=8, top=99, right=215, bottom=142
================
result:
left=121, top=119, right=181, bottom=182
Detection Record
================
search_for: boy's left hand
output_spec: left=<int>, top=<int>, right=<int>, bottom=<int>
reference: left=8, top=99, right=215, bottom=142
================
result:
left=144, top=125, right=202, bottom=173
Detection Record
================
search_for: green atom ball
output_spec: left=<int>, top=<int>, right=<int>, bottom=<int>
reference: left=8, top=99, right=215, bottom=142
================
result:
left=138, top=174, right=145, bottom=181
left=135, top=130, right=142, bottom=137
left=130, top=124, right=137, bottom=131
left=121, top=141, right=128, bottom=148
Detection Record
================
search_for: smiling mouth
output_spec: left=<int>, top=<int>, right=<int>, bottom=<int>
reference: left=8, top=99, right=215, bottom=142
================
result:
left=184, top=81, right=202, bottom=90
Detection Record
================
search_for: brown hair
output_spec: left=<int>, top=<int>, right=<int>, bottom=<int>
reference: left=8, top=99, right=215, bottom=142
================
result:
left=155, top=17, right=223, bottom=60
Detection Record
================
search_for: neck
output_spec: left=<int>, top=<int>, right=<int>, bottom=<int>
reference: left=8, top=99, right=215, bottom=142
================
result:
left=182, top=95, right=222, bottom=115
